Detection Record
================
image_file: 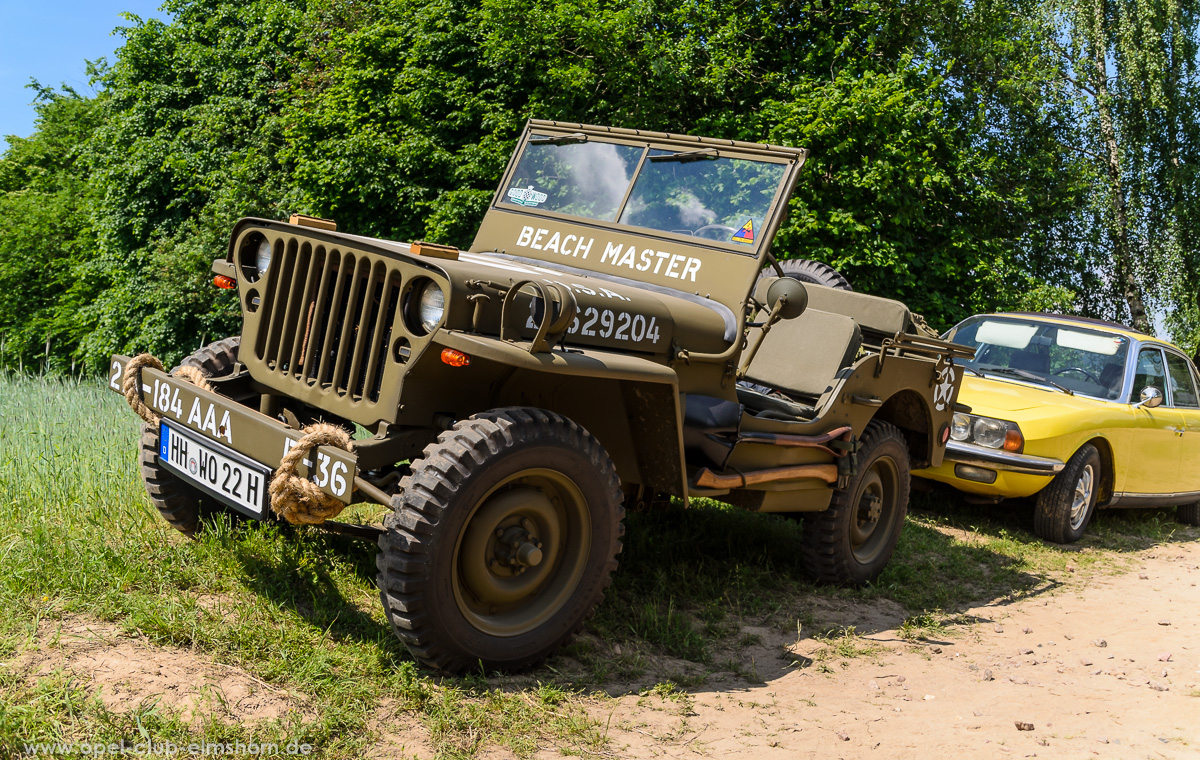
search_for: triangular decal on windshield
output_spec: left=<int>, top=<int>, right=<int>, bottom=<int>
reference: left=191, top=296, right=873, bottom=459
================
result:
left=732, top=219, right=754, bottom=243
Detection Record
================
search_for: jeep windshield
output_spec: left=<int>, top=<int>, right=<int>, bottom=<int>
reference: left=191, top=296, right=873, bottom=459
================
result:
left=500, top=138, right=788, bottom=253
left=948, top=315, right=1130, bottom=400
left=471, top=121, right=806, bottom=308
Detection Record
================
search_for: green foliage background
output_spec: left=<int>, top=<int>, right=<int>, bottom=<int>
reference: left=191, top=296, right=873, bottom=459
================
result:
left=1, top=0, right=1194, bottom=372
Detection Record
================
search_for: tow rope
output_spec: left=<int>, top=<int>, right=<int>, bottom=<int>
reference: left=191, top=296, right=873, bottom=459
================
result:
left=122, top=353, right=214, bottom=424
left=268, top=423, right=354, bottom=525
left=121, top=353, right=352, bottom=525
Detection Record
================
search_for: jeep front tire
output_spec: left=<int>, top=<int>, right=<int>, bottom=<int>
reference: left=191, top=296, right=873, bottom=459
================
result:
left=376, top=408, right=624, bottom=672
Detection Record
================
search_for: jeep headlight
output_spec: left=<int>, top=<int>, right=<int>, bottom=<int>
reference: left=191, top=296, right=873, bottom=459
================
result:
left=255, top=237, right=273, bottom=276
left=417, top=282, right=445, bottom=333
left=238, top=233, right=273, bottom=282
left=951, top=412, right=1024, bottom=452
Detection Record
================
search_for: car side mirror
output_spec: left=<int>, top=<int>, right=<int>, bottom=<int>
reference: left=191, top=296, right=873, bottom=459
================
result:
left=1133, top=386, right=1163, bottom=409
left=752, top=276, right=808, bottom=321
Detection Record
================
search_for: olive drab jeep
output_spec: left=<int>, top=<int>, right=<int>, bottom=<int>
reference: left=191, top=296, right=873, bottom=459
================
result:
left=110, top=120, right=974, bottom=672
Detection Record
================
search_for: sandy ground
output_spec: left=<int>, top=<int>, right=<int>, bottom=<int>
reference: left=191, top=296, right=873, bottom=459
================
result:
left=597, top=539, right=1200, bottom=760
left=13, top=617, right=308, bottom=725
left=11, top=538, right=1199, bottom=759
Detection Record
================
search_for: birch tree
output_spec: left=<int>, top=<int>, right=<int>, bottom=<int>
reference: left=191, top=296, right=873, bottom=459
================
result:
left=1049, top=0, right=1200, bottom=336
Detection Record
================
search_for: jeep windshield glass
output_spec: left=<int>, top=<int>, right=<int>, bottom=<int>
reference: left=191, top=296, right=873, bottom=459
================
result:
left=501, top=138, right=787, bottom=250
left=618, top=149, right=785, bottom=248
left=949, top=316, right=1130, bottom=400
left=503, top=141, right=643, bottom=221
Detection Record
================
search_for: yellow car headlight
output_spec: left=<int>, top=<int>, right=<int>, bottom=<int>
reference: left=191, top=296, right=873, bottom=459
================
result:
left=973, top=417, right=1007, bottom=448
left=953, top=413, right=1024, bottom=453
left=951, top=412, right=971, bottom=441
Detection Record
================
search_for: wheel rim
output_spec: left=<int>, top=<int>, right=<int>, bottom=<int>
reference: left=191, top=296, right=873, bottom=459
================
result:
left=849, top=455, right=900, bottom=564
left=452, top=468, right=591, bottom=637
left=1069, top=464, right=1095, bottom=530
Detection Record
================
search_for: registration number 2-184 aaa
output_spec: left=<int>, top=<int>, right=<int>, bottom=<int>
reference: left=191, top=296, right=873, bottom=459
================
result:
left=159, top=422, right=270, bottom=519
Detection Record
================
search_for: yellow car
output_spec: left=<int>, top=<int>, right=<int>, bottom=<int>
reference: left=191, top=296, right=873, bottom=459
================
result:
left=914, top=312, right=1200, bottom=543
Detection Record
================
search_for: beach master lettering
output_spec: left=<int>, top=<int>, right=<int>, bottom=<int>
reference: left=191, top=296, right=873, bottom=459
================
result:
left=515, top=225, right=703, bottom=283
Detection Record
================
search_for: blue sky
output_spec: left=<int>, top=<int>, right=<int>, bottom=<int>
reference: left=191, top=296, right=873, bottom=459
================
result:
left=0, top=1, right=170, bottom=142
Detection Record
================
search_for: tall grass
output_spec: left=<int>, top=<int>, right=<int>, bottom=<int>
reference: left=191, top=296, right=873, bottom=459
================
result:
left=0, top=375, right=605, bottom=757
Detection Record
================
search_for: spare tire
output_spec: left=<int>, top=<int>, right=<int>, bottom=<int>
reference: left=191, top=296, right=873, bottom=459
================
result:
left=771, top=258, right=853, bottom=291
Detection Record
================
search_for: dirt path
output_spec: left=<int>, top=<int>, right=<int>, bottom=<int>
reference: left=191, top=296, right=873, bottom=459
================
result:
left=600, top=540, right=1200, bottom=759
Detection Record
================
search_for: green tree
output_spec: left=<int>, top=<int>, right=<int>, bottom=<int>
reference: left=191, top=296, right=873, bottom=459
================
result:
left=1048, top=0, right=1200, bottom=338
left=0, top=0, right=1123, bottom=368
left=0, top=84, right=101, bottom=372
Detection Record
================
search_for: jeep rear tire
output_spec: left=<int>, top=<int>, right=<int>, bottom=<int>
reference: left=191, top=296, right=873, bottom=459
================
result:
left=376, top=408, right=624, bottom=672
left=140, top=337, right=242, bottom=537
left=801, top=420, right=909, bottom=585
left=775, top=258, right=853, bottom=291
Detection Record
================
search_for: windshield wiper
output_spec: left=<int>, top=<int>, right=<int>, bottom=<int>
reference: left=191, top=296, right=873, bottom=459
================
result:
left=648, top=148, right=719, bottom=163
left=961, top=364, right=987, bottom=378
left=528, top=133, right=588, bottom=146
left=986, top=367, right=1074, bottom=395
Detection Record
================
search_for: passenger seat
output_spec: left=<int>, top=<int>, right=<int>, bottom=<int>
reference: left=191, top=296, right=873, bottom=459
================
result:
left=739, top=308, right=863, bottom=418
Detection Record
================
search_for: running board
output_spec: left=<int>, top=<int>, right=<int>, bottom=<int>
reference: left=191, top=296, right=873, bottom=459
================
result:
left=692, top=464, right=839, bottom=489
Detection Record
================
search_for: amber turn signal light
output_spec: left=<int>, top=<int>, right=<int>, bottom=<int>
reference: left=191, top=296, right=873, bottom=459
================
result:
left=1003, top=429, right=1024, bottom=452
left=441, top=348, right=470, bottom=367
left=213, top=275, right=237, bottom=289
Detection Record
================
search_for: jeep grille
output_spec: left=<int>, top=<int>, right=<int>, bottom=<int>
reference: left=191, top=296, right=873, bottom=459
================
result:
left=251, top=238, right=402, bottom=405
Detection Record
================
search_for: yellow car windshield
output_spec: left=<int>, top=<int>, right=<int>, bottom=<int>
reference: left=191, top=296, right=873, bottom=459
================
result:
left=950, top=316, right=1130, bottom=400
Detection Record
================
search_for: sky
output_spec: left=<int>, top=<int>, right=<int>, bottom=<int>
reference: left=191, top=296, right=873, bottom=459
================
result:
left=0, top=1, right=170, bottom=142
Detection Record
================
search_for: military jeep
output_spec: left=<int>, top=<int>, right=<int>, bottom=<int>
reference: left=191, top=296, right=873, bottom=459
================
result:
left=109, top=120, right=973, bottom=672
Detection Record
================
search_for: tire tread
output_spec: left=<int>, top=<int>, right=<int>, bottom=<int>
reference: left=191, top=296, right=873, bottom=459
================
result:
left=1034, top=443, right=1100, bottom=544
left=774, top=258, right=854, bottom=291
left=800, top=419, right=909, bottom=585
left=376, top=407, right=624, bottom=673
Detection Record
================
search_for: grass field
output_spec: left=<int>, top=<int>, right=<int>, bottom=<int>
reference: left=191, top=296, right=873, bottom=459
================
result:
left=0, top=372, right=1194, bottom=758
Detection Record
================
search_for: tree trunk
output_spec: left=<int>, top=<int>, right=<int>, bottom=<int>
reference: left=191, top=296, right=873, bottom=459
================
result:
left=1090, top=0, right=1152, bottom=333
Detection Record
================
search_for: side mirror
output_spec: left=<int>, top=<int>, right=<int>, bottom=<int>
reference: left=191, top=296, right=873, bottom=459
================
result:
left=1133, top=386, right=1163, bottom=409
left=752, top=276, right=808, bottom=320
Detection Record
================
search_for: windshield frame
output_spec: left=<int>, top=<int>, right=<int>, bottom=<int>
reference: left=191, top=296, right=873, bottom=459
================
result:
left=493, top=129, right=799, bottom=257
left=946, top=314, right=1135, bottom=403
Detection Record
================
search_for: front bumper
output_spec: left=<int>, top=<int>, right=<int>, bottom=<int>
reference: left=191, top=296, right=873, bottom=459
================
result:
left=944, top=440, right=1064, bottom=475
left=109, top=354, right=358, bottom=505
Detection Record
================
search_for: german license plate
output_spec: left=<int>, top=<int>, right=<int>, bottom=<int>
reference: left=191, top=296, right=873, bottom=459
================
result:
left=159, top=421, right=270, bottom=519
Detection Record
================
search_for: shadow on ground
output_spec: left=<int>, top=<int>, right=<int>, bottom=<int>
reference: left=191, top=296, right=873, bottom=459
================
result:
left=226, top=526, right=410, bottom=665
left=215, top=489, right=1198, bottom=698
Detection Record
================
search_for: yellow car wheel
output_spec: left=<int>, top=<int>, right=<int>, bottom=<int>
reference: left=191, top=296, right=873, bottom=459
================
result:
left=1034, top=443, right=1100, bottom=544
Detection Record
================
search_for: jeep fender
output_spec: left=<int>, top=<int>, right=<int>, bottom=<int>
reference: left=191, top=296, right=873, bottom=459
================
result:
left=436, top=332, right=688, bottom=500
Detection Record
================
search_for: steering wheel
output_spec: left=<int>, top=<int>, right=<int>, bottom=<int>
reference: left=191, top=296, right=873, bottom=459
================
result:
left=1053, top=367, right=1100, bottom=384
left=693, top=224, right=736, bottom=241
